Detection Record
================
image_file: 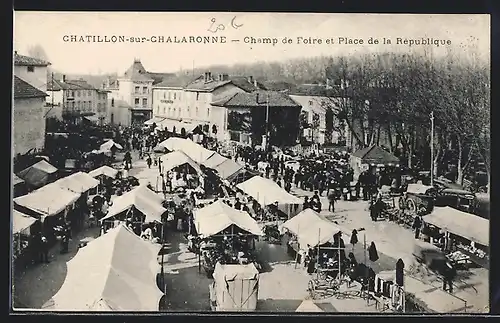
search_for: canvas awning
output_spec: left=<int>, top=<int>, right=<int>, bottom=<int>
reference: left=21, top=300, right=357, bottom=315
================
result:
left=295, top=299, right=324, bottom=312
left=54, top=171, right=99, bottom=194
left=203, top=152, right=228, bottom=169
left=88, top=165, right=119, bottom=179
left=406, top=184, right=434, bottom=195
left=14, top=183, right=80, bottom=217
left=159, top=151, right=203, bottom=175
left=101, top=186, right=166, bottom=223
left=282, top=208, right=343, bottom=247
left=424, top=206, right=489, bottom=246
left=194, top=200, right=263, bottom=237
left=43, top=224, right=162, bottom=311
left=83, top=115, right=99, bottom=123
left=144, top=116, right=165, bottom=126
left=13, top=174, right=25, bottom=186
left=13, top=210, right=37, bottom=234
left=100, top=140, right=123, bottom=152
left=213, top=159, right=244, bottom=181
left=158, top=137, right=215, bottom=164
left=17, top=160, right=58, bottom=188
left=236, top=176, right=302, bottom=206
left=158, top=119, right=200, bottom=134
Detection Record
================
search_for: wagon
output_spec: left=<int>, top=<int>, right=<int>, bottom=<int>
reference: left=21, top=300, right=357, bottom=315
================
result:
left=209, top=262, right=259, bottom=311
left=412, top=240, right=447, bottom=270
left=398, top=184, right=436, bottom=215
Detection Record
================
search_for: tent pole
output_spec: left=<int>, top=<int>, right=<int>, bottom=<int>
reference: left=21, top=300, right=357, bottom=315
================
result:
left=316, top=228, right=320, bottom=280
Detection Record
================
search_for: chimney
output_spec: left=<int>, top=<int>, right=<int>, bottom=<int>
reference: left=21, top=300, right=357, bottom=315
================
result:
left=218, top=74, right=223, bottom=81
left=61, top=74, right=66, bottom=83
left=247, top=76, right=254, bottom=84
left=204, top=71, right=212, bottom=83
left=222, top=73, right=229, bottom=81
left=254, top=79, right=258, bottom=88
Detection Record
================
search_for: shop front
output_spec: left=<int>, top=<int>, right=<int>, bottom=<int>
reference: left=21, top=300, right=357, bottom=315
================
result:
left=131, top=108, right=152, bottom=126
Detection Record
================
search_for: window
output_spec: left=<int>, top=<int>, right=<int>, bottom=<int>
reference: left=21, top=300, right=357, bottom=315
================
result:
left=142, top=98, right=147, bottom=106
left=163, top=107, right=166, bottom=114
left=88, top=90, right=91, bottom=96
left=27, top=66, right=35, bottom=72
left=207, top=108, right=210, bottom=118
left=163, top=92, right=166, bottom=99
left=174, top=92, right=177, bottom=100
left=71, top=91, right=75, bottom=97
left=196, top=92, right=200, bottom=101
left=167, top=92, right=171, bottom=100
left=135, top=98, right=140, bottom=105
left=111, top=98, right=115, bottom=107
left=77, top=91, right=81, bottom=97
left=142, top=87, right=147, bottom=94
left=135, top=86, right=140, bottom=94
left=187, top=106, right=190, bottom=116
left=178, top=92, right=181, bottom=100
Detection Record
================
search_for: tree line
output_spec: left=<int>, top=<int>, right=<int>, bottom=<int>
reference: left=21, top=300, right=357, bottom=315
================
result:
left=188, top=49, right=489, bottom=188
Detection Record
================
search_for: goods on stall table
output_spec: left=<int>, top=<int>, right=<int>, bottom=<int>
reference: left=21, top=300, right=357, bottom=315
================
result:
left=457, top=244, right=487, bottom=259
left=447, top=251, right=470, bottom=264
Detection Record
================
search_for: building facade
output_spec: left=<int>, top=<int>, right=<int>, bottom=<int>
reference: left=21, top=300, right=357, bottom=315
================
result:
left=13, top=76, right=47, bottom=157
left=289, top=95, right=343, bottom=145
left=13, top=51, right=50, bottom=93
left=46, top=75, right=109, bottom=124
left=151, top=72, right=262, bottom=140
left=104, top=59, right=154, bottom=126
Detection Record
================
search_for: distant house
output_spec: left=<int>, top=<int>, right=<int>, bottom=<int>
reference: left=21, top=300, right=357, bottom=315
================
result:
left=13, top=51, right=51, bottom=93
left=103, top=59, right=179, bottom=126
left=13, top=76, right=48, bottom=157
left=46, top=75, right=110, bottom=124
left=350, top=145, right=400, bottom=180
left=289, top=95, right=343, bottom=145
left=151, top=72, right=262, bottom=140
left=211, top=90, right=302, bottom=147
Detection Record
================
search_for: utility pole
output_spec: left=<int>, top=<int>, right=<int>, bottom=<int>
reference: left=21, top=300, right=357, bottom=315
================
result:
left=430, top=111, right=434, bottom=186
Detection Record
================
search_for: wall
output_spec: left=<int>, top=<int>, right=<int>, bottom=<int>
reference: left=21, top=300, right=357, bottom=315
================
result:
left=14, top=65, right=48, bottom=93
left=211, top=84, right=246, bottom=140
left=13, top=97, right=46, bottom=156
left=131, top=80, right=153, bottom=109
left=152, top=87, right=184, bottom=120
left=46, top=89, right=64, bottom=106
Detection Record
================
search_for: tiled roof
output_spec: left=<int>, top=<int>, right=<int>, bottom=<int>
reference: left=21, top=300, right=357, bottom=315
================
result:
left=123, top=60, right=153, bottom=81
left=211, top=90, right=301, bottom=108
left=14, top=76, right=48, bottom=99
left=153, top=77, right=187, bottom=88
left=148, top=72, right=177, bottom=85
left=46, top=78, right=97, bottom=91
left=14, top=52, right=51, bottom=66
left=184, top=74, right=264, bottom=93
left=352, top=145, right=399, bottom=164
left=262, top=80, right=296, bottom=92
left=185, top=75, right=232, bottom=92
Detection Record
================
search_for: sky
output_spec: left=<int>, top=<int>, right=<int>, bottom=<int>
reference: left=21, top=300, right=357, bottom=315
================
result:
left=13, top=12, right=490, bottom=75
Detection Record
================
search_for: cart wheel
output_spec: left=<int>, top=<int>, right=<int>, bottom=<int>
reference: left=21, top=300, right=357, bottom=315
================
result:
left=407, top=198, right=416, bottom=214
left=398, top=197, right=406, bottom=210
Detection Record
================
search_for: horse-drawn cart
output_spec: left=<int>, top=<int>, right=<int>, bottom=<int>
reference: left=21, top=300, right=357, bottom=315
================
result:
left=399, top=184, right=435, bottom=215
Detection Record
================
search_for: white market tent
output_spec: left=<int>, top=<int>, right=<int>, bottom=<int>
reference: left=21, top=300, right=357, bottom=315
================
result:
left=144, top=116, right=166, bottom=126
left=203, top=152, right=228, bottom=169
left=43, top=224, right=163, bottom=311
left=17, top=160, right=58, bottom=188
left=88, top=165, right=119, bottom=179
left=295, top=299, right=324, bottom=312
left=54, top=171, right=99, bottom=194
left=14, top=183, right=80, bottom=217
left=159, top=151, right=203, bottom=175
left=100, top=140, right=123, bottom=152
left=213, top=159, right=244, bottom=181
left=13, top=210, right=37, bottom=234
left=282, top=208, right=343, bottom=247
left=158, top=137, right=215, bottom=164
left=194, top=200, right=263, bottom=237
left=13, top=174, right=25, bottom=186
left=236, top=176, right=302, bottom=206
left=101, top=185, right=166, bottom=223
left=424, top=206, right=489, bottom=247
